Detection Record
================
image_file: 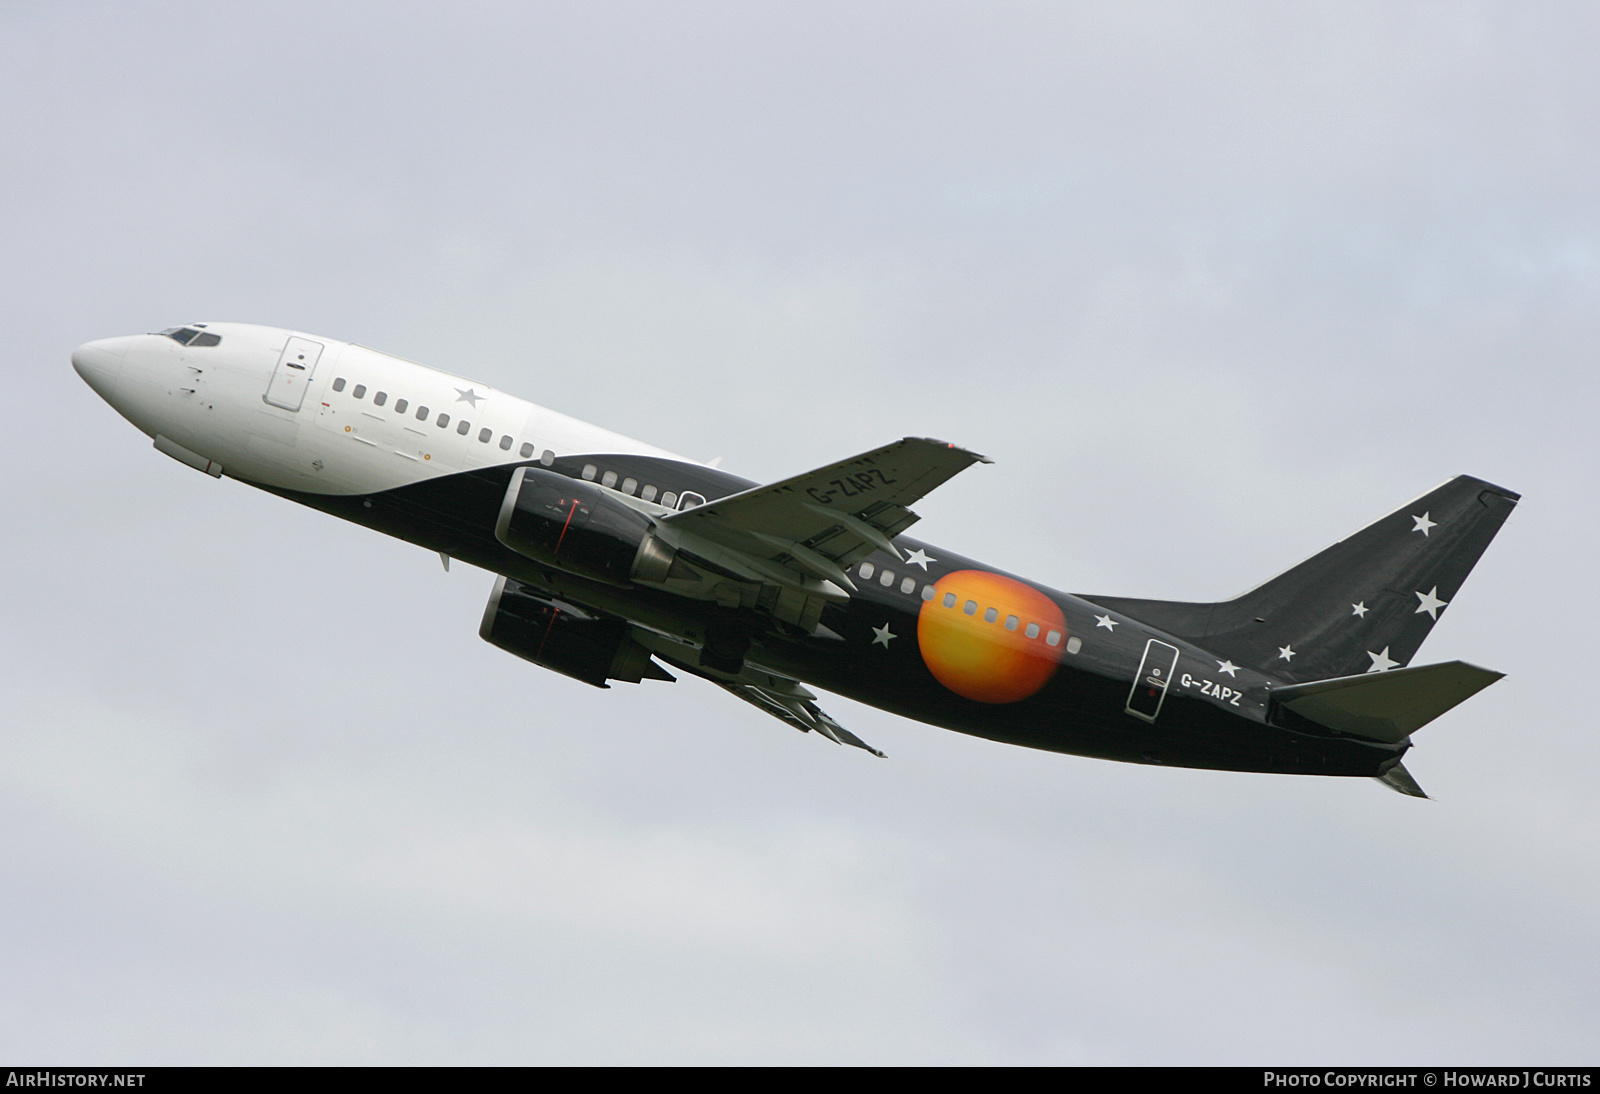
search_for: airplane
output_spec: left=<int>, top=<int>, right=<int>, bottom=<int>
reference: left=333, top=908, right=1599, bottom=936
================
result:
left=71, top=322, right=1518, bottom=797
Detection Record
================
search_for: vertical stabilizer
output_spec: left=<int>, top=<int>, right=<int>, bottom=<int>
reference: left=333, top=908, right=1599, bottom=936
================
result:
left=1084, top=476, right=1518, bottom=682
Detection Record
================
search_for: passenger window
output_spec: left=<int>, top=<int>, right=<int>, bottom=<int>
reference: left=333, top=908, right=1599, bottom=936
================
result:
left=641, top=485, right=657, bottom=502
left=661, top=491, right=677, bottom=508
left=417, top=406, right=429, bottom=420
left=879, top=570, right=894, bottom=587
left=394, top=399, right=408, bottom=414
left=332, top=378, right=346, bottom=392
left=964, top=600, right=978, bottom=616
left=1026, top=622, right=1040, bottom=638
left=582, top=464, right=598, bottom=481
left=352, top=385, right=367, bottom=399
left=1046, top=630, right=1062, bottom=647
left=373, top=391, right=387, bottom=407
left=541, top=450, right=556, bottom=466
left=921, top=585, right=936, bottom=601
left=499, top=435, right=513, bottom=451
left=678, top=492, right=706, bottom=510
left=437, top=413, right=450, bottom=428
left=900, top=577, right=916, bottom=594
left=943, top=592, right=957, bottom=608
left=601, top=470, right=618, bottom=488
left=478, top=427, right=492, bottom=443
left=1066, top=636, right=1082, bottom=654
left=457, top=420, right=471, bottom=435
left=984, top=607, right=998, bottom=623
left=621, top=477, right=638, bottom=495
left=1005, top=614, right=1019, bottom=631
left=519, top=442, right=534, bottom=458
left=858, top=562, right=875, bottom=580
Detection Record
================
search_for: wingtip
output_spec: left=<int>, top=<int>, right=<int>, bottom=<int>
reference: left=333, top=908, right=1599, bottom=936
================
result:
left=1374, top=762, right=1430, bottom=799
left=913, top=436, right=992, bottom=464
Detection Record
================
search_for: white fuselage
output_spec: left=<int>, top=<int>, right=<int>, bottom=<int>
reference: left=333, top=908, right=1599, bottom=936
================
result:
left=71, top=323, right=683, bottom=496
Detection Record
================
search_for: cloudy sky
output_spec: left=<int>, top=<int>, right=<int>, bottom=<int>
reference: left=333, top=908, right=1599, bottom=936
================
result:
left=3, top=0, right=1597, bottom=1064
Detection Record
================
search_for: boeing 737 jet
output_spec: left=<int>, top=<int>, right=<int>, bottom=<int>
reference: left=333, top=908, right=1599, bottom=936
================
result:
left=72, top=323, right=1518, bottom=796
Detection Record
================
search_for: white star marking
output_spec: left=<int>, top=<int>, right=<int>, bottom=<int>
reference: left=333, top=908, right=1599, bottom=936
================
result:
left=1414, top=586, right=1448, bottom=620
left=1217, top=660, right=1240, bottom=677
left=1351, top=601, right=1369, bottom=618
left=1278, top=645, right=1296, bottom=662
left=870, top=623, right=896, bottom=648
left=903, top=548, right=935, bottom=570
left=1411, top=512, right=1436, bottom=536
left=455, top=387, right=483, bottom=407
left=1366, top=647, right=1400, bottom=672
left=1095, top=614, right=1118, bottom=631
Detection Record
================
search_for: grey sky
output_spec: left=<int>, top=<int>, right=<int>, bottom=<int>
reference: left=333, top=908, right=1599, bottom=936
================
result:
left=2, top=1, right=1596, bottom=1063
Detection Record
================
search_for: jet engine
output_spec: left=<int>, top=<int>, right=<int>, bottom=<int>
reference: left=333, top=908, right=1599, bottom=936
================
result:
left=479, top=576, right=674, bottom=688
left=495, top=466, right=687, bottom=588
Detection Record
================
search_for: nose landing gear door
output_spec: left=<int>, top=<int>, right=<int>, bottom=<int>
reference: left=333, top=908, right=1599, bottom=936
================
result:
left=1126, top=639, right=1180, bottom=723
left=265, top=336, right=324, bottom=412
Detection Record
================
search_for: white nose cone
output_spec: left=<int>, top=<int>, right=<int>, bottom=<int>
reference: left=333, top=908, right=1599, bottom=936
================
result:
left=72, top=337, right=129, bottom=402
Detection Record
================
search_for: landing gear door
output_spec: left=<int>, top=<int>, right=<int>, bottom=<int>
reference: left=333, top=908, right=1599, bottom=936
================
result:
left=1126, top=639, right=1180, bottom=723
left=265, top=336, right=324, bottom=412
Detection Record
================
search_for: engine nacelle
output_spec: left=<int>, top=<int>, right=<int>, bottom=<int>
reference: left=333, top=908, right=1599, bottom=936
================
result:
left=479, top=577, right=674, bottom=688
left=495, top=466, right=679, bottom=587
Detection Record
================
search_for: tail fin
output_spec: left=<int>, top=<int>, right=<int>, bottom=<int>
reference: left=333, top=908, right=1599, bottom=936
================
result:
left=1085, top=475, right=1519, bottom=682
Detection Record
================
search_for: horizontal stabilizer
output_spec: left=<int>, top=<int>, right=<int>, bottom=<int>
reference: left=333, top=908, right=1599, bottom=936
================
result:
left=1272, top=660, right=1502, bottom=743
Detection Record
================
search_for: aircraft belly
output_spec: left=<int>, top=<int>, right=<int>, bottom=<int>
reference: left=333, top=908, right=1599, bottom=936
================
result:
left=753, top=594, right=1401, bottom=777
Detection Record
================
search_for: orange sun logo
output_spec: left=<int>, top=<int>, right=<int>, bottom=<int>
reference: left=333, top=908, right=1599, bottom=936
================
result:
left=916, top=570, right=1067, bottom=703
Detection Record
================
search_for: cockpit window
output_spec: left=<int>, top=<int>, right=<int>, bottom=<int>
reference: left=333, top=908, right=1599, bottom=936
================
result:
left=156, top=327, right=221, bottom=347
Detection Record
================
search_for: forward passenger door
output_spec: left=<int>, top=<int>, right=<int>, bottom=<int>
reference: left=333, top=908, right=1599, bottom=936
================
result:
left=265, top=336, right=324, bottom=411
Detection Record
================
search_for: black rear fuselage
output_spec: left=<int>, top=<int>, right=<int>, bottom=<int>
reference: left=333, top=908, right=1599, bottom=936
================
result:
left=270, top=456, right=1406, bottom=779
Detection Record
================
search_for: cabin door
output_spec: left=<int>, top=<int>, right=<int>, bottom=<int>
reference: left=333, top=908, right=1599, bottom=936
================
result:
left=1126, top=639, right=1180, bottom=723
left=265, top=336, right=324, bottom=411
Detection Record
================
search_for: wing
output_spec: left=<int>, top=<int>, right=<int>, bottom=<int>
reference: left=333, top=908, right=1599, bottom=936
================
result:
left=662, top=436, right=989, bottom=592
left=712, top=678, right=887, bottom=758
left=629, top=628, right=886, bottom=757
